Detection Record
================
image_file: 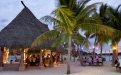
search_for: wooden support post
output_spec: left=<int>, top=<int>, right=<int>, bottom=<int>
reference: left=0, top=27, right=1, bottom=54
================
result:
left=19, top=49, right=25, bottom=71
left=49, top=51, right=53, bottom=67
left=0, top=47, right=3, bottom=71
left=38, top=50, right=44, bottom=69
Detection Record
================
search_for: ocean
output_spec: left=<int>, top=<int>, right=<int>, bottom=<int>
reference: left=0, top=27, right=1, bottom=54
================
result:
left=102, top=55, right=121, bottom=61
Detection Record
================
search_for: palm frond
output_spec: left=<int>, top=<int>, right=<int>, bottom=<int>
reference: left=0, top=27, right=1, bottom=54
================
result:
left=52, top=6, right=75, bottom=28
left=76, top=0, right=90, bottom=14
left=40, top=15, right=60, bottom=27
left=32, top=29, right=59, bottom=47
left=72, top=33, right=90, bottom=47
left=78, top=23, right=115, bottom=36
left=76, top=2, right=102, bottom=22
left=111, top=30, right=121, bottom=42
left=52, top=33, right=68, bottom=47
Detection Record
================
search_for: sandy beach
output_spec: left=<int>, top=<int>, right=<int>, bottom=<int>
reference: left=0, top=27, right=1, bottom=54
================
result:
left=0, top=61, right=120, bottom=75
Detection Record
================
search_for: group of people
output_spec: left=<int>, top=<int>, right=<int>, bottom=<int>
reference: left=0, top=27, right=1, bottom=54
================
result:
left=26, top=54, right=40, bottom=66
left=115, top=58, right=121, bottom=72
left=83, top=56, right=103, bottom=66
left=25, top=53, right=60, bottom=67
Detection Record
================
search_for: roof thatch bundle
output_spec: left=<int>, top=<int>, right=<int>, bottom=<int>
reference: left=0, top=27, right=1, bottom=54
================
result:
left=56, top=46, right=66, bottom=53
left=31, top=39, right=56, bottom=50
left=0, top=1, right=49, bottom=48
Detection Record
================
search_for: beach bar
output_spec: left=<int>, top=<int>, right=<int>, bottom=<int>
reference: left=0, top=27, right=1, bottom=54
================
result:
left=0, top=1, right=51, bottom=71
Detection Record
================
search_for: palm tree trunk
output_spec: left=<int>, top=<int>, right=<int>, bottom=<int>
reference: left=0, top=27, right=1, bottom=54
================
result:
left=100, top=45, right=103, bottom=57
left=92, top=36, right=97, bottom=59
left=115, top=42, right=118, bottom=59
left=78, top=45, right=85, bottom=66
left=67, top=36, right=71, bottom=74
left=112, top=42, right=118, bottom=66
left=112, top=49, right=116, bottom=66
left=49, top=51, right=53, bottom=67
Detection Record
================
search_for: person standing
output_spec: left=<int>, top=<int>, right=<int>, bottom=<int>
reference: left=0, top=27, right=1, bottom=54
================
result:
left=118, top=58, right=121, bottom=73
left=115, top=58, right=119, bottom=71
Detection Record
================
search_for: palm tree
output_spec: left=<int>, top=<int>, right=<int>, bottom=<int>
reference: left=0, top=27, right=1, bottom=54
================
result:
left=85, top=4, right=111, bottom=57
left=106, top=4, right=121, bottom=65
left=32, top=0, right=115, bottom=74
left=97, top=4, right=109, bottom=56
left=84, top=4, right=121, bottom=58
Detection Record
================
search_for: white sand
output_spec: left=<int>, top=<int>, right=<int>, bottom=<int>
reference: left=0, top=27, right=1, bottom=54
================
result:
left=0, top=61, right=120, bottom=75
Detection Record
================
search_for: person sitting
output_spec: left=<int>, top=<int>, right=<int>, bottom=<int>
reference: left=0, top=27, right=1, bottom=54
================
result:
left=36, top=55, right=40, bottom=66
left=93, top=56, right=97, bottom=66
left=118, top=58, right=121, bottom=73
left=88, top=56, right=93, bottom=66
left=33, top=57, right=36, bottom=66
left=83, top=56, right=87, bottom=65
left=97, top=56, right=103, bottom=66
left=115, top=58, right=119, bottom=71
left=10, top=60, right=13, bottom=64
left=29, top=57, right=33, bottom=66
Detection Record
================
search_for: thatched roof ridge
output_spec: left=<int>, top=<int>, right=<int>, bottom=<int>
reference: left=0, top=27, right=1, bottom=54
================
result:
left=0, top=2, right=49, bottom=48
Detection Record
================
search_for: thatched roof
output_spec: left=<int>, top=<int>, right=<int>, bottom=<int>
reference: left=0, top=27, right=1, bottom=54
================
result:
left=30, top=39, right=66, bottom=52
left=0, top=1, right=49, bottom=48
left=56, top=46, right=66, bottom=53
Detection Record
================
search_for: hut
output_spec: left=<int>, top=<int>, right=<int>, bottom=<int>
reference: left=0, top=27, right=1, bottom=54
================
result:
left=0, top=1, right=50, bottom=71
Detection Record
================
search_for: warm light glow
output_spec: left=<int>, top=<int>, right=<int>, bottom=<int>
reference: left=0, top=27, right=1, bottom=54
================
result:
left=44, top=56, right=46, bottom=58
left=24, top=52, right=26, bottom=61
left=24, top=48, right=28, bottom=61
left=42, top=50, right=43, bottom=52
left=4, top=47, right=9, bottom=63
left=112, top=46, right=116, bottom=50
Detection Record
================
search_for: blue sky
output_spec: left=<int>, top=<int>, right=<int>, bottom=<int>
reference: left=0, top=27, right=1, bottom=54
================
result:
left=0, top=0, right=121, bottom=53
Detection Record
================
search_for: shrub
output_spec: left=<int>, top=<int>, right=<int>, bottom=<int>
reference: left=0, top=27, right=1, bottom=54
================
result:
left=102, top=57, right=106, bottom=61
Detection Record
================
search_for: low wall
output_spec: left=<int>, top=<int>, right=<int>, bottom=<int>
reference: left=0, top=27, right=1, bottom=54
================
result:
left=3, top=63, right=19, bottom=71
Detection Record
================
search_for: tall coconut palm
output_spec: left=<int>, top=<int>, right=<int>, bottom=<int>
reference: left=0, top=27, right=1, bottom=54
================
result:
left=97, top=4, right=109, bottom=56
left=85, top=4, right=111, bottom=57
left=32, top=0, right=115, bottom=74
left=106, top=4, right=121, bottom=65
